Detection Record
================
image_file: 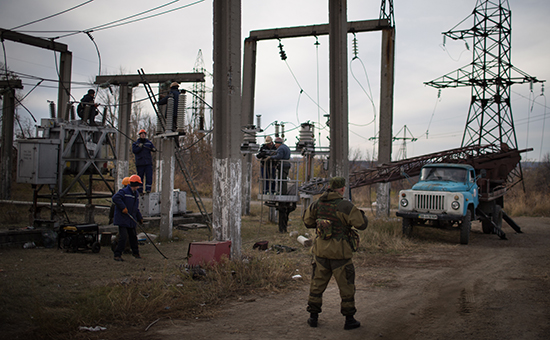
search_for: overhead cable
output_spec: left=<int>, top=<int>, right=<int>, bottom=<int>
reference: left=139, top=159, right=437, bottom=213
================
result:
left=10, top=0, right=95, bottom=30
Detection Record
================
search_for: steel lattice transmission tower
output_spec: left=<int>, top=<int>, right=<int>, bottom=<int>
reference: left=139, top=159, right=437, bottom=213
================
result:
left=425, top=0, right=542, bottom=152
left=191, top=49, right=207, bottom=131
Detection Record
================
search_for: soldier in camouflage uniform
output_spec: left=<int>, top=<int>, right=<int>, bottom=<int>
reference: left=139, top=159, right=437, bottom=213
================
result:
left=302, top=176, right=368, bottom=330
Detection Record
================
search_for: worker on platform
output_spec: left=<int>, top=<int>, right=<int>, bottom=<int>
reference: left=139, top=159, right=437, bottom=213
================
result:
left=112, top=174, right=143, bottom=261
left=132, top=129, right=157, bottom=194
left=265, top=137, right=291, bottom=195
left=256, top=136, right=277, bottom=193
left=77, top=89, right=99, bottom=125
left=158, top=81, right=180, bottom=131
left=302, top=176, right=368, bottom=330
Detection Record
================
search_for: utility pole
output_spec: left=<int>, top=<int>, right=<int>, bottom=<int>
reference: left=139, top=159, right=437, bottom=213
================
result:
left=212, top=0, right=243, bottom=258
left=328, top=0, right=349, bottom=186
left=0, top=80, right=23, bottom=200
left=376, top=0, right=395, bottom=217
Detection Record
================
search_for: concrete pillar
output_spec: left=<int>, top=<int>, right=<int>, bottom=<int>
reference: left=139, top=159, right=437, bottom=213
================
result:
left=376, top=27, right=396, bottom=217
left=57, top=51, right=72, bottom=120
left=328, top=0, right=349, bottom=187
left=116, top=84, right=132, bottom=191
left=159, top=137, right=175, bottom=240
left=1, top=81, right=22, bottom=200
left=241, top=38, right=258, bottom=216
left=212, top=0, right=242, bottom=259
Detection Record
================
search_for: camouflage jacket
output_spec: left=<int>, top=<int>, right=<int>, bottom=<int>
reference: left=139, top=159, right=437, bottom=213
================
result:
left=302, top=190, right=368, bottom=259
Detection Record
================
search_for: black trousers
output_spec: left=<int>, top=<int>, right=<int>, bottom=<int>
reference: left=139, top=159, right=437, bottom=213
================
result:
left=114, top=226, right=139, bottom=257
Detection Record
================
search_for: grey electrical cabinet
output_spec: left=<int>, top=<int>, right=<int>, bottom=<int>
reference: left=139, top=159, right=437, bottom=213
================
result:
left=17, top=139, right=60, bottom=185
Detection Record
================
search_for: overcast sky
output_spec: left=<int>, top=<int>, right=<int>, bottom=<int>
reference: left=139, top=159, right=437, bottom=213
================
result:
left=1, top=0, right=549, bottom=161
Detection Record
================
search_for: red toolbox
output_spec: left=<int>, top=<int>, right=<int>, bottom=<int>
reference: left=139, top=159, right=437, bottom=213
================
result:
left=187, top=240, right=231, bottom=266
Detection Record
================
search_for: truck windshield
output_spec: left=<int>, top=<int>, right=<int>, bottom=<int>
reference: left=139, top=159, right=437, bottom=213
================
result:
left=420, top=167, right=467, bottom=182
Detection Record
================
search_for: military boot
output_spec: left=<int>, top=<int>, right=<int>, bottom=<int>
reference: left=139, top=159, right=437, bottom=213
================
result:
left=307, top=313, right=318, bottom=327
left=344, top=315, right=361, bottom=330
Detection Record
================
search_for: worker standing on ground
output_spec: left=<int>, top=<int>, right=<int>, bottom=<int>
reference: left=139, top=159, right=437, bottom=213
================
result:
left=132, top=129, right=157, bottom=194
left=77, top=89, right=99, bottom=125
left=256, top=136, right=277, bottom=193
left=302, top=176, right=368, bottom=330
left=108, top=177, right=131, bottom=224
left=112, top=174, right=143, bottom=261
left=265, top=137, right=291, bottom=194
left=158, top=81, right=180, bottom=131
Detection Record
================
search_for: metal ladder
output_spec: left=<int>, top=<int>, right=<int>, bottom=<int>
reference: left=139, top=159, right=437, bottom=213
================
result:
left=137, top=69, right=212, bottom=233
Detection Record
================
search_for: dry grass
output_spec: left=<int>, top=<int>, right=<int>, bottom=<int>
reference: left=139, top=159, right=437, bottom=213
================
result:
left=505, top=187, right=550, bottom=217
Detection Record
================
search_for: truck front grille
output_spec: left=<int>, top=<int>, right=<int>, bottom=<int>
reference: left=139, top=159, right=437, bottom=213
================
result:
left=415, top=193, right=445, bottom=211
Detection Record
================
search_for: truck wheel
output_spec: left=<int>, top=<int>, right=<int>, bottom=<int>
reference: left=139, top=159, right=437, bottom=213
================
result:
left=460, top=210, right=472, bottom=245
left=481, top=219, right=493, bottom=234
left=402, top=218, right=413, bottom=237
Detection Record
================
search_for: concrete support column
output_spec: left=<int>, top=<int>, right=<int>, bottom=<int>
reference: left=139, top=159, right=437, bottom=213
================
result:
left=213, top=0, right=242, bottom=258
left=376, top=27, right=396, bottom=217
left=328, top=0, right=349, bottom=187
left=116, top=84, right=132, bottom=191
left=0, top=81, right=22, bottom=200
left=159, top=137, right=175, bottom=240
left=57, top=51, right=72, bottom=120
left=241, top=38, right=258, bottom=216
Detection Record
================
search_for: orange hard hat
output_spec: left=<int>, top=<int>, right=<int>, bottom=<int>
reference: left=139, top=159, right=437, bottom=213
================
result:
left=121, top=177, right=130, bottom=186
left=138, top=129, right=147, bottom=135
left=129, top=174, right=142, bottom=185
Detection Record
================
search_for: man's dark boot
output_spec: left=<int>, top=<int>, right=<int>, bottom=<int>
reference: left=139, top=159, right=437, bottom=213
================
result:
left=307, top=313, right=318, bottom=327
left=344, top=315, right=360, bottom=330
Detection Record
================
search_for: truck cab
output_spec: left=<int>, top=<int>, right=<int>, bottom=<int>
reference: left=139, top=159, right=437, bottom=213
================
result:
left=396, top=163, right=479, bottom=244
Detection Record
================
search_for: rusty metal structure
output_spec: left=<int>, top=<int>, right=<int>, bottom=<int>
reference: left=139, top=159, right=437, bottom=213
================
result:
left=300, top=144, right=528, bottom=195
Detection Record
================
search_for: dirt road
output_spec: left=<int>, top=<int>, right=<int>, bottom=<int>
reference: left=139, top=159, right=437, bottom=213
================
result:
left=144, top=217, right=550, bottom=339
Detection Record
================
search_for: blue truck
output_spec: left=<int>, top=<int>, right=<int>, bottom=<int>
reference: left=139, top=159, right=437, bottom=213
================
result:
left=396, top=163, right=519, bottom=244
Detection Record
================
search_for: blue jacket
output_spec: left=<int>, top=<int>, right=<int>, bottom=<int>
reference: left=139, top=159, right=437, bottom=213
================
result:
left=112, top=186, right=142, bottom=228
left=271, top=143, right=291, bottom=168
left=132, top=138, right=156, bottom=166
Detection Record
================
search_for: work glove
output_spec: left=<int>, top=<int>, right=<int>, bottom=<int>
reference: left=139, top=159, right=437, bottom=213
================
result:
left=140, top=219, right=144, bottom=224
left=138, top=143, right=143, bottom=148
left=122, top=208, right=128, bottom=214
left=152, top=147, right=157, bottom=152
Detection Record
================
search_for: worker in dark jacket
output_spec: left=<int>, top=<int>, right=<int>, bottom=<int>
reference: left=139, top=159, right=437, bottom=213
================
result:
left=265, top=137, right=291, bottom=194
left=158, top=81, right=180, bottom=131
left=256, top=136, right=277, bottom=193
left=302, top=176, right=368, bottom=330
left=77, top=89, right=99, bottom=125
left=132, top=129, right=156, bottom=193
left=112, top=174, right=143, bottom=261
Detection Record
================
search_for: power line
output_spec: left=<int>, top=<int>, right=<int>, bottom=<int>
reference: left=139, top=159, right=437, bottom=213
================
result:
left=10, top=0, right=95, bottom=30
left=55, top=0, right=204, bottom=39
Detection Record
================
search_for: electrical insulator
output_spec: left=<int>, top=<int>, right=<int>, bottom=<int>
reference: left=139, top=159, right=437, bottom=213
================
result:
left=278, top=42, right=287, bottom=61
left=177, top=91, right=186, bottom=133
left=275, top=122, right=280, bottom=137
left=166, top=96, right=174, bottom=132
left=281, top=124, right=285, bottom=139
left=352, top=33, right=359, bottom=59
left=65, top=102, right=72, bottom=121
left=256, top=115, right=261, bottom=130
left=49, top=101, right=56, bottom=119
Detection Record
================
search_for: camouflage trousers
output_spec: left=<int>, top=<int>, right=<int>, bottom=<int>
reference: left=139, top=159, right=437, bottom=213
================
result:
left=307, top=256, right=357, bottom=316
